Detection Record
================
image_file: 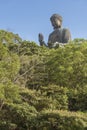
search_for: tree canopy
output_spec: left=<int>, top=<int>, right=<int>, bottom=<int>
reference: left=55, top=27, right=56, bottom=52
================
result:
left=0, top=30, right=87, bottom=130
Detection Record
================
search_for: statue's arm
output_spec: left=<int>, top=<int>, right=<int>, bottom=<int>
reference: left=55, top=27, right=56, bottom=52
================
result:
left=38, top=33, right=47, bottom=46
left=62, top=28, right=71, bottom=43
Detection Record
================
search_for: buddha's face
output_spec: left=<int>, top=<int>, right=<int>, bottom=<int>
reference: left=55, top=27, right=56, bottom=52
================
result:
left=51, top=18, right=62, bottom=29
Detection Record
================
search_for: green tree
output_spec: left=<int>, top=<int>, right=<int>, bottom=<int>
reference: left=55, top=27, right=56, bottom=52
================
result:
left=47, top=42, right=87, bottom=88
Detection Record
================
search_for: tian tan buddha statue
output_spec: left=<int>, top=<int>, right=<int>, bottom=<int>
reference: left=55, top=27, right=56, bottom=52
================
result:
left=38, top=14, right=71, bottom=48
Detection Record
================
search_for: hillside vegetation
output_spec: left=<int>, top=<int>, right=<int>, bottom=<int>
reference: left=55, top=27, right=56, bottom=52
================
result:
left=0, top=30, right=87, bottom=130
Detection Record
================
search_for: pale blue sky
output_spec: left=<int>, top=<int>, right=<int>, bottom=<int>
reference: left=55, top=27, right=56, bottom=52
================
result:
left=0, top=0, right=87, bottom=44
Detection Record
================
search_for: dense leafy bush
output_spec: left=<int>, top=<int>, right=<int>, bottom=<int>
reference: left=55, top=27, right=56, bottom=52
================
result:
left=35, top=110, right=87, bottom=130
left=68, top=86, right=87, bottom=111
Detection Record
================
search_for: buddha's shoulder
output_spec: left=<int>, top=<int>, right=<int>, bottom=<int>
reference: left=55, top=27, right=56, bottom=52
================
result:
left=62, top=28, right=71, bottom=33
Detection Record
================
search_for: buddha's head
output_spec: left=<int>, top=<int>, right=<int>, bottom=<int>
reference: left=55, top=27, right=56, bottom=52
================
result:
left=50, top=14, right=63, bottom=30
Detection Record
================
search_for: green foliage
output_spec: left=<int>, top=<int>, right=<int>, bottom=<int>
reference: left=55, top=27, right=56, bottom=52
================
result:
left=0, top=82, right=20, bottom=104
left=0, top=30, right=87, bottom=129
left=39, top=85, right=68, bottom=110
left=17, top=49, right=49, bottom=88
left=0, top=102, right=37, bottom=130
left=20, top=85, right=68, bottom=111
left=47, top=42, right=87, bottom=88
left=0, top=30, right=22, bottom=44
left=18, top=40, right=40, bottom=55
left=0, top=43, right=20, bottom=82
left=0, top=33, right=21, bottom=110
left=34, top=110, right=87, bottom=130
left=68, top=86, right=87, bottom=111
left=73, top=38, right=87, bottom=44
